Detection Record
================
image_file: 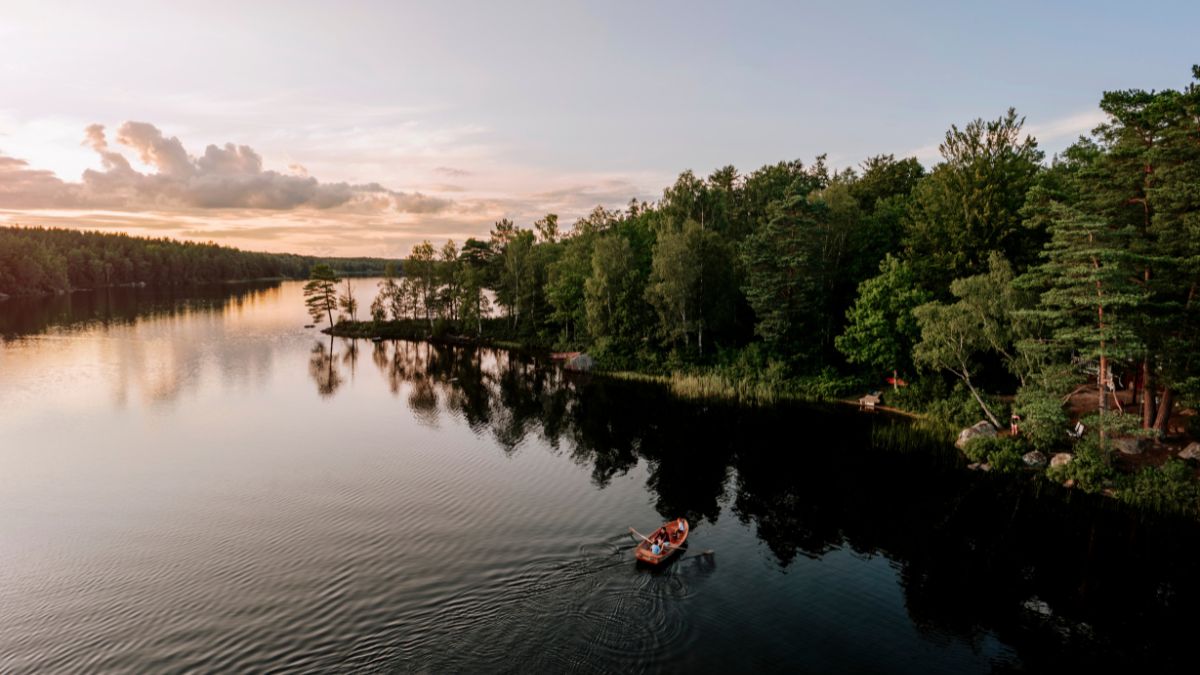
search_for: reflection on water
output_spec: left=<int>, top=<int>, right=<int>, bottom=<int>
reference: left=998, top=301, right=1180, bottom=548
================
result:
left=1, top=280, right=1198, bottom=673
left=0, top=281, right=284, bottom=340
left=307, top=337, right=344, bottom=398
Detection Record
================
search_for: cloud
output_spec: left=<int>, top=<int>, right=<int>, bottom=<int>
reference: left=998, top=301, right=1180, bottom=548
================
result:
left=116, top=121, right=193, bottom=177
left=0, top=154, right=73, bottom=207
left=0, top=121, right=455, bottom=215
left=1, top=120, right=670, bottom=256
left=433, top=165, right=472, bottom=177
left=1026, top=110, right=1107, bottom=144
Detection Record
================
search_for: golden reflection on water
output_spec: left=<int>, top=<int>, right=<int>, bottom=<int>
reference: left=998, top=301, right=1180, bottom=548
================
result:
left=1, top=279, right=319, bottom=410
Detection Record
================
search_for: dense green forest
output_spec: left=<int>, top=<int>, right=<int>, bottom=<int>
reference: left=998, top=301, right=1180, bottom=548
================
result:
left=0, top=226, right=398, bottom=296
left=334, top=67, right=1200, bottom=509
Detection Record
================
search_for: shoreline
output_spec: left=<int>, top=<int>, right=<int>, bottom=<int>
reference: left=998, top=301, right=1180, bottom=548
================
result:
left=0, top=271, right=394, bottom=302
left=322, top=320, right=1200, bottom=519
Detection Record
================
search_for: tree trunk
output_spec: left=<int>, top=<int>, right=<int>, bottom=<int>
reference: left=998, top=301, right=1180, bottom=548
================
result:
left=968, top=384, right=1003, bottom=430
left=1153, top=388, right=1174, bottom=434
left=1141, top=357, right=1156, bottom=429
left=1097, top=354, right=1108, bottom=446
left=960, top=367, right=1002, bottom=429
left=1093, top=243, right=1107, bottom=446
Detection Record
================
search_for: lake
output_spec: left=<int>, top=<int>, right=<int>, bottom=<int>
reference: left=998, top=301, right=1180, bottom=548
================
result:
left=1, top=279, right=1196, bottom=673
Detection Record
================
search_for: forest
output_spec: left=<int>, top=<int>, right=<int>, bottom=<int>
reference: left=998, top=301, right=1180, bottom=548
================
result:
left=0, top=226, right=397, bottom=296
left=325, top=67, right=1200, bottom=511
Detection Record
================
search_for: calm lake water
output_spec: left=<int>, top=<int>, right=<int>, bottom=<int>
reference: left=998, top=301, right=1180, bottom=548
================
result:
left=1, top=279, right=1197, bottom=673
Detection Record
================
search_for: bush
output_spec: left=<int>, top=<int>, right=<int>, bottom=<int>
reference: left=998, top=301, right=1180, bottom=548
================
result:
left=1015, top=386, right=1068, bottom=453
left=987, top=446, right=1025, bottom=473
left=923, top=382, right=1003, bottom=430
left=962, top=434, right=1025, bottom=466
left=792, top=368, right=862, bottom=401
left=432, top=318, right=452, bottom=338
left=1185, top=412, right=1200, bottom=440
left=1045, top=438, right=1115, bottom=492
left=1117, top=459, right=1200, bottom=517
left=887, top=375, right=949, bottom=413
left=590, top=337, right=641, bottom=371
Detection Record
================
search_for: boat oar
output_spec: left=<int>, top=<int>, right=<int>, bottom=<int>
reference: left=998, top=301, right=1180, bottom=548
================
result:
left=628, top=526, right=652, bottom=543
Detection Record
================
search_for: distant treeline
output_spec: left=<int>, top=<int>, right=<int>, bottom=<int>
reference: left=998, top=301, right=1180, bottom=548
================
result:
left=0, top=226, right=399, bottom=296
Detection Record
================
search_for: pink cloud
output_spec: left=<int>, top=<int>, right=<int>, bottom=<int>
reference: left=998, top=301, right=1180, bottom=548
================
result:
left=2, top=121, right=454, bottom=214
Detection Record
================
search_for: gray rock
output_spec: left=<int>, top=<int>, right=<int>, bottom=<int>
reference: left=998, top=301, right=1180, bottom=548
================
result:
left=1022, top=597, right=1053, bottom=617
left=1022, top=450, right=1048, bottom=468
left=1113, top=436, right=1145, bottom=455
left=1179, top=442, right=1200, bottom=461
left=955, top=421, right=997, bottom=449
left=1050, top=453, right=1073, bottom=468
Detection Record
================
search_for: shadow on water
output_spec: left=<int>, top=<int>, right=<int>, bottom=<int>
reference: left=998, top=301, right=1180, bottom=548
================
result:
left=351, top=338, right=1199, bottom=671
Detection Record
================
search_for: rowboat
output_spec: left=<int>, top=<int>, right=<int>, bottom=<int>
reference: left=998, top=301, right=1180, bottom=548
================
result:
left=633, top=518, right=689, bottom=565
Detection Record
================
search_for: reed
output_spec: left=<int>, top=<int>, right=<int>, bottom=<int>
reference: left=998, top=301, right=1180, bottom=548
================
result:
left=868, top=419, right=956, bottom=458
left=601, top=370, right=803, bottom=405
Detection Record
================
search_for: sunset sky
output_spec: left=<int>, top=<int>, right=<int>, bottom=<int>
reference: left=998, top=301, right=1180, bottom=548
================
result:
left=1, top=0, right=1197, bottom=257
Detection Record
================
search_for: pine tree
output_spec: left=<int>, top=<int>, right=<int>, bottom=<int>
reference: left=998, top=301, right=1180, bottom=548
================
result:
left=1024, top=205, right=1146, bottom=448
left=740, top=188, right=828, bottom=359
left=304, top=263, right=341, bottom=329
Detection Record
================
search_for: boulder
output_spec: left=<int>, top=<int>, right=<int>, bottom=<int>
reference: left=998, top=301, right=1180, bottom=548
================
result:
left=1112, top=436, right=1145, bottom=455
left=1050, top=453, right=1073, bottom=468
left=955, top=421, right=997, bottom=449
left=1022, top=450, right=1048, bottom=468
left=1179, top=442, right=1200, bottom=461
left=1022, top=597, right=1053, bottom=617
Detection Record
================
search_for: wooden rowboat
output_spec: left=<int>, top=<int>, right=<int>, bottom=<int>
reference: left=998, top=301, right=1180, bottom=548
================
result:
left=633, top=518, right=689, bottom=565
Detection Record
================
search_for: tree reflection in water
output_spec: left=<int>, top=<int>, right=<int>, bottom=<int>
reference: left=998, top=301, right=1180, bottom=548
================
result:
left=0, top=282, right=283, bottom=339
left=307, top=336, right=343, bottom=397
left=341, top=337, right=359, bottom=380
left=353, top=339, right=1200, bottom=670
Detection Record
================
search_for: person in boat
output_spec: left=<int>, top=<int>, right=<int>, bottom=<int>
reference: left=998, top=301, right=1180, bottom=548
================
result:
left=651, top=541, right=661, bottom=555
